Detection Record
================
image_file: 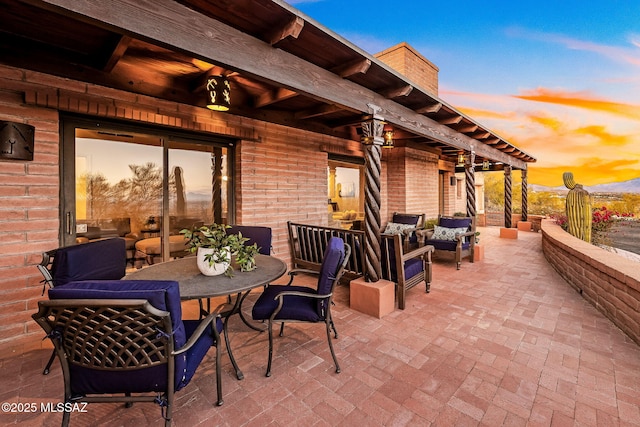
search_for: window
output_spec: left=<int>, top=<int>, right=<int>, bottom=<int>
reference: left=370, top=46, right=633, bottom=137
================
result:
left=61, top=116, right=234, bottom=263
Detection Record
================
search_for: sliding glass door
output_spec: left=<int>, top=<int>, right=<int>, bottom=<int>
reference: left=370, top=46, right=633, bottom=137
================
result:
left=61, top=116, right=234, bottom=264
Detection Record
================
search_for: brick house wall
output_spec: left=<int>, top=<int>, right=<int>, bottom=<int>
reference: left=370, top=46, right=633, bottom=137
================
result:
left=0, top=64, right=445, bottom=350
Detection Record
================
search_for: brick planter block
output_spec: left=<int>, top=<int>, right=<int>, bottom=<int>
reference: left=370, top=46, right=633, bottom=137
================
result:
left=349, top=277, right=395, bottom=318
left=474, top=244, right=484, bottom=261
left=517, top=221, right=532, bottom=232
left=500, top=228, right=518, bottom=239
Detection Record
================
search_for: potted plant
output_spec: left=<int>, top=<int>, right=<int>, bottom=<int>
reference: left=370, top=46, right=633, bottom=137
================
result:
left=181, top=223, right=259, bottom=276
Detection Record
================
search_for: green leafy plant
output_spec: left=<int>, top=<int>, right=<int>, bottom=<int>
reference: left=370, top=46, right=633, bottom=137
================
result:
left=181, top=223, right=259, bottom=276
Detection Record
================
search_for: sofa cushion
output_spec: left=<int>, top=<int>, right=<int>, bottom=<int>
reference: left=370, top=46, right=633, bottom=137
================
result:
left=432, top=225, right=468, bottom=241
left=384, top=222, right=415, bottom=235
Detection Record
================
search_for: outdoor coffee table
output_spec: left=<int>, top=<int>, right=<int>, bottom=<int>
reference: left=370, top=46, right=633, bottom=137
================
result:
left=126, top=254, right=287, bottom=380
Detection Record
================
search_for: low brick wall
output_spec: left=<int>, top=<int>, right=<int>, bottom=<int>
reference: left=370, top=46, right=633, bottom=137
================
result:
left=541, top=219, right=640, bottom=345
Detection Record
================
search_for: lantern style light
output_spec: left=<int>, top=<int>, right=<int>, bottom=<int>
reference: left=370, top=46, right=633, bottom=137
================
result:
left=457, top=152, right=466, bottom=166
left=482, top=159, right=491, bottom=170
left=382, top=130, right=394, bottom=148
left=206, top=75, right=231, bottom=111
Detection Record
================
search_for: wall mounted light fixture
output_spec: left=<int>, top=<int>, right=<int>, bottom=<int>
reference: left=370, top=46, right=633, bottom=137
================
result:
left=206, top=75, right=231, bottom=111
left=382, top=130, right=394, bottom=148
left=482, top=160, right=491, bottom=170
left=457, top=152, right=466, bottom=166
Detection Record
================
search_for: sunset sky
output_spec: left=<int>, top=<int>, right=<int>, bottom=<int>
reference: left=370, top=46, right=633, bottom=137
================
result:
left=288, top=0, right=640, bottom=187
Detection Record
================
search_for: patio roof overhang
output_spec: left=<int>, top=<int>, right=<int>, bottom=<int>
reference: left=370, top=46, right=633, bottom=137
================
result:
left=3, top=0, right=535, bottom=170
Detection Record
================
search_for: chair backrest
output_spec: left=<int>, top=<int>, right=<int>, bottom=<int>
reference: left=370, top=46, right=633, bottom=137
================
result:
left=438, top=216, right=473, bottom=230
left=43, top=238, right=127, bottom=287
left=44, top=280, right=189, bottom=394
left=315, top=237, right=350, bottom=317
left=392, top=212, right=425, bottom=228
left=227, top=225, right=272, bottom=255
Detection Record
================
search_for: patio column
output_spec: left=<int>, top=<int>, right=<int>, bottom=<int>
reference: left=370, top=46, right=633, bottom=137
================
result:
left=521, top=168, right=528, bottom=222
left=465, top=151, right=476, bottom=218
left=360, top=105, right=384, bottom=282
left=504, top=165, right=513, bottom=228
left=211, top=147, right=223, bottom=223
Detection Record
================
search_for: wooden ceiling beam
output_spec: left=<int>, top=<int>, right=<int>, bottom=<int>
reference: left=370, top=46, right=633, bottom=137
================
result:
left=255, top=87, right=298, bottom=107
left=268, top=16, right=304, bottom=45
left=380, top=84, right=413, bottom=99
left=295, top=104, right=343, bottom=120
left=332, top=58, right=371, bottom=78
left=438, top=115, right=463, bottom=125
left=458, top=124, right=478, bottom=133
left=415, top=103, right=442, bottom=114
left=101, top=35, right=131, bottom=73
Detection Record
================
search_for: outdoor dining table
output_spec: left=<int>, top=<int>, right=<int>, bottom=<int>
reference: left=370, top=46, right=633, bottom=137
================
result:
left=126, top=253, right=287, bottom=380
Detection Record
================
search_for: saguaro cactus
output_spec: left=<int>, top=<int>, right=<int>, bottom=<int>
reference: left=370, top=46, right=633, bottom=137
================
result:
left=563, top=172, right=592, bottom=242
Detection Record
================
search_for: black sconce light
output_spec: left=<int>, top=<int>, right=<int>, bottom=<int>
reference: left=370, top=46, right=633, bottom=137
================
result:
left=206, top=75, right=231, bottom=111
left=482, top=160, right=491, bottom=170
left=457, top=152, right=466, bottom=166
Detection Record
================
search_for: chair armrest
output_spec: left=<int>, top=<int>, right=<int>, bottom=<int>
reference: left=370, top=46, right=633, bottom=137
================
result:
left=415, top=229, right=434, bottom=242
left=287, top=268, right=320, bottom=285
left=455, top=231, right=476, bottom=241
left=173, top=307, right=223, bottom=356
left=402, top=244, right=434, bottom=263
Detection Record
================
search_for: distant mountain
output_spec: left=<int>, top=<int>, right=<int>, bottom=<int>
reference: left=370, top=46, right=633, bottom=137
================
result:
left=531, top=178, right=640, bottom=194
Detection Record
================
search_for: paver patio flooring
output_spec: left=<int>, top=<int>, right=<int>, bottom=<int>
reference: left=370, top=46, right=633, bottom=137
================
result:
left=2, top=226, right=639, bottom=426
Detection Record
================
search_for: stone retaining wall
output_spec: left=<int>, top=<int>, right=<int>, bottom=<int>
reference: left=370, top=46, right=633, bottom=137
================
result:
left=541, top=219, right=640, bottom=345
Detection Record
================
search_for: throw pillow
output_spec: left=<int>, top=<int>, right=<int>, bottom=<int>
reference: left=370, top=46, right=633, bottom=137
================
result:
left=431, top=225, right=468, bottom=241
left=383, top=222, right=415, bottom=235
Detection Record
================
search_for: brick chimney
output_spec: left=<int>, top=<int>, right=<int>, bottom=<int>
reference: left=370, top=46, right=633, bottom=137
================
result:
left=374, top=42, right=439, bottom=97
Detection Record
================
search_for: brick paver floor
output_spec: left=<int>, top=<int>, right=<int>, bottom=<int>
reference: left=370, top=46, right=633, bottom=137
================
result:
left=2, top=227, right=639, bottom=426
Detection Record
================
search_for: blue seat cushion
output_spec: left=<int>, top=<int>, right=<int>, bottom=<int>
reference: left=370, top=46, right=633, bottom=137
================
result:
left=252, top=285, right=320, bottom=322
left=48, top=280, right=216, bottom=393
left=315, top=237, right=345, bottom=316
left=428, top=239, right=471, bottom=251
left=180, top=318, right=222, bottom=391
left=381, top=238, right=424, bottom=282
left=50, top=238, right=126, bottom=286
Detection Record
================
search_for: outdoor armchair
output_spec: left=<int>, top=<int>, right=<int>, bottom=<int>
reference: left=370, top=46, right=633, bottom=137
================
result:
left=32, top=279, right=224, bottom=427
left=251, top=237, right=350, bottom=377
left=419, top=215, right=475, bottom=270
left=381, top=231, right=433, bottom=310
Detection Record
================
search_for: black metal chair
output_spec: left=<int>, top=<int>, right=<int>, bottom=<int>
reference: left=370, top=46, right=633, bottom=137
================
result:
left=32, top=279, right=224, bottom=427
left=36, top=237, right=126, bottom=374
left=252, top=237, right=350, bottom=377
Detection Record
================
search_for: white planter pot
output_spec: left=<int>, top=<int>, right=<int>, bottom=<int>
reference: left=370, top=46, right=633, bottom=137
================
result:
left=196, top=247, right=231, bottom=276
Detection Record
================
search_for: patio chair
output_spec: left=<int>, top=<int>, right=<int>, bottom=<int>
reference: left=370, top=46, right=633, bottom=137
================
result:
left=32, top=280, right=224, bottom=427
left=251, top=237, right=350, bottom=377
left=419, top=215, right=475, bottom=270
left=382, top=212, right=426, bottom=249
left=381, top=231, right=434, bottom=310
left=36, top=237, right=127, bottom=375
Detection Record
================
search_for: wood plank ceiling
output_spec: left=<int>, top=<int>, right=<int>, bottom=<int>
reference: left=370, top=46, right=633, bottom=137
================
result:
left=1, top=0, right=535, bottom=170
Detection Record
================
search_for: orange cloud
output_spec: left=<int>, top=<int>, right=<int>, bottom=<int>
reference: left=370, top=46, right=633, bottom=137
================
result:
left=528, top=159, right=640, bottom=187
left=456, top=106, right=515, bottom=120
left=514, top=88, right=640, bottom=120
left=574, top=126, right=632, bottom=146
